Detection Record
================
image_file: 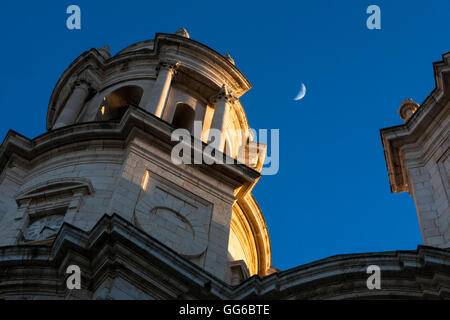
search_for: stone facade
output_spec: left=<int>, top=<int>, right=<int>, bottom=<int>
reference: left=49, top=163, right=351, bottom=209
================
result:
left=1, top=214, right=449, bottom=299
left=381, top=53, right=450, bottom=248
left=0, top=30, right=449, bottom=299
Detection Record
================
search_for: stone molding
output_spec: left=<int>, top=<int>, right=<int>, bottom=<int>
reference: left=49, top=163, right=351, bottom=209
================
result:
left=0, top=213, right=449, bottom=299
left=381, top=52, right=450, bottom=193
left=0, top=106, right=260, bottom=201
left=15, top=177, right=94, bottom=205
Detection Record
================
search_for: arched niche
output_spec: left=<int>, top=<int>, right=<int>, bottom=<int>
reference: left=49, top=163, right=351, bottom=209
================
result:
left=97, top=85, right=144, bottom=121
left=171, top=103, right=196, bottom=133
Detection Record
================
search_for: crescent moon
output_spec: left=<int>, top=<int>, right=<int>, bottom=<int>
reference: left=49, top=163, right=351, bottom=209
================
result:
left=293, top=83, right=306, bottom=101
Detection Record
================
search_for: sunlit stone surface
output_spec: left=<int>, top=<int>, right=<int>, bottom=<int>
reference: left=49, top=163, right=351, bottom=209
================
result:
left=0, top=31, right=448, bottom=299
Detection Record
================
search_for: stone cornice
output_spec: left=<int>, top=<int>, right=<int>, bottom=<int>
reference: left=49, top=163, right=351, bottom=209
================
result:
left=1, top=106, right=261, bottom=198
left=0, top=213, right=449, bottom=299
left=0, top=213, right=232, bottom=299
left=232, top=245, right=450, bottom=299
left=117, top=33, right=251, bottom=96
left=15, top=177, right=94, bottom=205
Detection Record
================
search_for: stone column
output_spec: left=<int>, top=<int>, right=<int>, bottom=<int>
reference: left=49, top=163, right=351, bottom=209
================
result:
left=53, top=80, right=91, bottom=129
left=146, top=61, right=180, bottom=118
left=208, top=85, right=235, bottom=152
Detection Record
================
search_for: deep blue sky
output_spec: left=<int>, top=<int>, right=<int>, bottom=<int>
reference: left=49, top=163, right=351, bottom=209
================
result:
left=1, top=1, right=449, bottom=271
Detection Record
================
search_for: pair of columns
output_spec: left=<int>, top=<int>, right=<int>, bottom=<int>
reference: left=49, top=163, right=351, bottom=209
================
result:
left=146, top=62, right=235, bottom=154
left=53, top=61, right=235, bottom=155
left=53, top=61, right=180, bottom=130
left=53, top=80, right=92, bottom=129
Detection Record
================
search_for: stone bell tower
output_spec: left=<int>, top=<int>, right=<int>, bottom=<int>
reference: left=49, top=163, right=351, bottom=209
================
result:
left=0, top=29, right=273, bottom=298
left=381, top=53, right=450, bottom=248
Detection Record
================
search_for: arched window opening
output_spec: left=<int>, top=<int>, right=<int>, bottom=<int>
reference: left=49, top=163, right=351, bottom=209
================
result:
left=172, top=103, right=195, bottom=132
left=97, top=85, right=143, bottom=121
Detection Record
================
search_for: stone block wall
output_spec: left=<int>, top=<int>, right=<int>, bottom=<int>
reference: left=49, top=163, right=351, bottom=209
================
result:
left=0, top=131, right=237, bottom=282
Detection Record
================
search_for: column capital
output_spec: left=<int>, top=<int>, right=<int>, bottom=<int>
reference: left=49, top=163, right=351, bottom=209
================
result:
left=72, top=79, right=97, bottom=95
left=156, top=61, right=181, bottom=76
left=213, top=85, right=237, bottom=104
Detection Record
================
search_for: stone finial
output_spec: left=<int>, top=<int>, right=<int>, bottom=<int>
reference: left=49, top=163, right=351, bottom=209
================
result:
left=223, top=54, right=235, bottom=65
left=98, top=45, right=111, bottom=59
left=174, top=28, right=190, bottom=38
left=399, top=98, right=420, bottom=122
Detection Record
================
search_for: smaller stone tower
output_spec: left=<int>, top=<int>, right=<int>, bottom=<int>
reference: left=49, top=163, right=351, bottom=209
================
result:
left=0, top=29, right=273, bottom=298
left=381, top=53, right=450, bottom=248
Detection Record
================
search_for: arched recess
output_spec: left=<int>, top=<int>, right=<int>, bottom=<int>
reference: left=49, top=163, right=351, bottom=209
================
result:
left=229, top=204, right=258, bottom=276
left=228, top=193, right=272, bottom=278
left=97, top=85, right=144, bottom=121
left=172, top=103, right=196, bottom=132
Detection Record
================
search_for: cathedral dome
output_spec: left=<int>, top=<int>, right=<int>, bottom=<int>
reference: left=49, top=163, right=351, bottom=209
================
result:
left=116, top=39, right=155, bottom=55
